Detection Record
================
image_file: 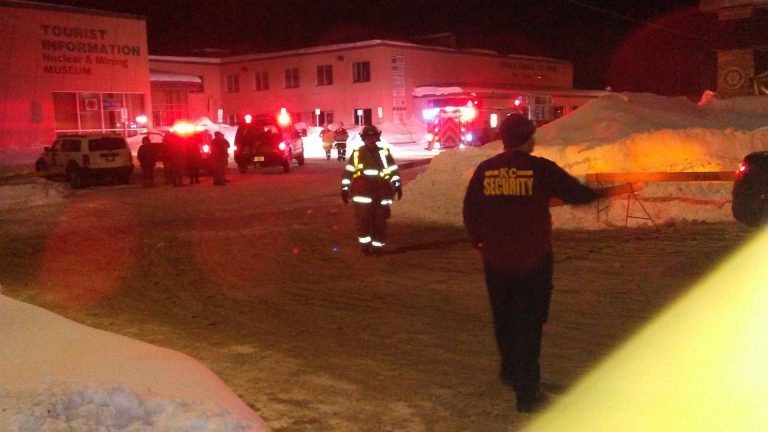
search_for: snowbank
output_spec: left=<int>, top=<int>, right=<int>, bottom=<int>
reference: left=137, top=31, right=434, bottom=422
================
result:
left=394, top=93, right=768, bottom=229
left=0, top=293, right=268, bottom=431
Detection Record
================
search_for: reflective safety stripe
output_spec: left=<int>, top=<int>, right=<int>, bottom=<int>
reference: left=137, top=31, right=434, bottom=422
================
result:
left=391, top=175, right=401, bottom=182
left=358, top=236, right=372, bottom=244
left=371, top=241, right=385, bottom=248
left=380, top=199, right=393, bottom=205
left=341, top=178, right=351, bottom=185
left=363, top=169, right=380, bottom=176
left=345, top=164, right=356, bottom=172
left=352, top=196, right=372, bottom=203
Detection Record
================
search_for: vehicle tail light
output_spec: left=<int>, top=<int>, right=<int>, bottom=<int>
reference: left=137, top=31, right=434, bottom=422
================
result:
left=278, top=141, right=288, bottom=151
left=277, top=108, right=291, bottom=126
left=202, top=144, right=211, bottom=154
left=737, top=162, right=747, bottom=178
left=82, top=154, right=90, bottom=166
left=244, top=114, right=253, bottom=124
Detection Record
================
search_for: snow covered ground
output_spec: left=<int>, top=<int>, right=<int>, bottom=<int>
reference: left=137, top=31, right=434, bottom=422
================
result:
left=1, top=92, right=767, bottom=430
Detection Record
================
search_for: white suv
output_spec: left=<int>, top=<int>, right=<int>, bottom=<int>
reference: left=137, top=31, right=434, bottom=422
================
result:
left=35, top=134, right=134, bottom=188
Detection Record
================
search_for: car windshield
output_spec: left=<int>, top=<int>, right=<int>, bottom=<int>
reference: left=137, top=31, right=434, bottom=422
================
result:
left=88, top=137, right=127, bottom=151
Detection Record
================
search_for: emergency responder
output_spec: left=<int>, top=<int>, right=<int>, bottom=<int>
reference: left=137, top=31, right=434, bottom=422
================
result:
left=334, top=123, right=349, bottom=161
left=186, top=137, right=202, bottom=184
left=211, top=131, right=230, bottom=186
left=320, top=125, right=335, bottom=160
left=462, top=113, right=606, bottom=414
left=340, top=125, right=402, bottom=255
left=137, top=136, right=157, bottom=187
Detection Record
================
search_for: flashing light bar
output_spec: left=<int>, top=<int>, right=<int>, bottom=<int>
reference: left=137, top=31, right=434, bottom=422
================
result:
left=277, top=108, right=291, bottom=126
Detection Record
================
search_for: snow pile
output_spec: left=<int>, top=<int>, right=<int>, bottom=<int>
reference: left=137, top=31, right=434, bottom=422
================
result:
left=395, top=93, right=768, bottom=229
left=0, top=293, right=268, bottom=431
left=0, top=177, right=69, bottom=210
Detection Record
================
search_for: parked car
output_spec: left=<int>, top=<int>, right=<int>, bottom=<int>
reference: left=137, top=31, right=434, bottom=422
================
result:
left=732, top=151, right=768, bottom=226
left=35, top=134, right=133, bottom=188
left=234, top=114, right=304, bottom=173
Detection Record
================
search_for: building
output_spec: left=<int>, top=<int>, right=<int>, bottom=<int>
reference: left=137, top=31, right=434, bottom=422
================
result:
left=0, top=0, right=151, bottom=161
left=149, top=40, right=604, bottom=133
left=699, top=0, right=768, bottom=97
left=1, top=1, right=605, bottom=162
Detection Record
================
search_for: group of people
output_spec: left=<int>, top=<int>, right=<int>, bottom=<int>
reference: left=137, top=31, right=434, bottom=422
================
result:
left=341, top=114, right=608, bottom=415
left=320, top=124, right=349, bottom=161
left=137, top=131, right=231, bottom=187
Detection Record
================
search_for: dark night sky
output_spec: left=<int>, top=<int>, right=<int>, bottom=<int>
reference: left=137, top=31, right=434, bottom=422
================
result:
left=46, top=0, right=722, bottom=97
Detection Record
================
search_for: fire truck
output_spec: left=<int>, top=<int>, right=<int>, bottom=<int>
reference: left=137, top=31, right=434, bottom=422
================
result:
left=422, top=94, right=553, bottom=149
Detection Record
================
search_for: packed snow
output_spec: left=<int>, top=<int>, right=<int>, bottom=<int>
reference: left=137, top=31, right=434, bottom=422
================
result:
left=1, top=92, right=768, bottom=430
left=394, top=92, right=768, bottom=229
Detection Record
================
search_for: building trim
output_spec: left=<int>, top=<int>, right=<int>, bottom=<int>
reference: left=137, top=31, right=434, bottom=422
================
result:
left=149, top=39, right=571, bottom=67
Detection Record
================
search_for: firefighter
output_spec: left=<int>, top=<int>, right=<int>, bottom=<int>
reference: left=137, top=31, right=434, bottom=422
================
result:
left=340, top=125, right=402, bottom=255
left=462, top=113, right=606, bottom=413
left=320, top=125, right=335, bottom=160
left=334, top=123, right=349, bottom=161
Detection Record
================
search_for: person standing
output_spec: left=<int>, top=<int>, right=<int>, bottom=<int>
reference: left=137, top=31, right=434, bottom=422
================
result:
left=211, top=131, right=231, bottom=186
left=334, top=124, right=349, bottom=161
left=320, top=125, right=335, bottom=160
left=136, top=136, right=157, bottom=187
left=462, top=114, right=606, bottom=413
left=340, top=125, right=402, bottom=255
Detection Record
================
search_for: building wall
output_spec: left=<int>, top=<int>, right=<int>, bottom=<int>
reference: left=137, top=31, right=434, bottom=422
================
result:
left=717, top=49, right=755, bottom=97
left=0, top=1, right=150, bottom=161
left=147, top=58, right=222, bottom=123
left=150, top=41, right=574, bottom=129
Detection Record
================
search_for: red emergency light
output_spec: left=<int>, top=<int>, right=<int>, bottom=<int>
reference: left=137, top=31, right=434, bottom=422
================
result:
left=277, top=108, right=291, bottom=126
left=244, top=114, right=253, bottom=124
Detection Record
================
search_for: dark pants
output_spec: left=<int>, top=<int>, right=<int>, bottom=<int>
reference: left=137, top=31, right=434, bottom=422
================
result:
left=484, top=254, right=553, bottom=404
left=354, top=200, right=390, bottom=247
left=140, top=163, right=155, bottom=187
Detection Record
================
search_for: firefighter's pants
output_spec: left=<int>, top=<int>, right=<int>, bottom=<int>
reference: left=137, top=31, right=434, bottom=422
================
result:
left=353, top=199, right=391, bottom=247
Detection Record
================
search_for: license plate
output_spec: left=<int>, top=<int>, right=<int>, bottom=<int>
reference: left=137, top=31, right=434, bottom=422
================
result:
left=253, top=156, right=265, bottom=162
left=104, top=156, right=115, bottom=162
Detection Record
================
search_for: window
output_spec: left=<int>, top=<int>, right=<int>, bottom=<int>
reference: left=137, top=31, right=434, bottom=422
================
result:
left=353, top=61, right=371, bottom=83
left=553, top=105, right=564, bottom=119
left=353, top=108, right=372, bottom=126
left=53, top=91, right=146, bottom=136
left=254, top=71, right=269, bottom=91
left=284, top=67, right=300, bottom=88
left=316, top=64, right=333, bottom=86
left=226, top=74, right=240, bottom=93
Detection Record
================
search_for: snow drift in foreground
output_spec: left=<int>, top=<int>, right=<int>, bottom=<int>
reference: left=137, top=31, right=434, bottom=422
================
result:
left=395, top=93, right=768, bottom=229
left=0, top=292, right=268, bottom=432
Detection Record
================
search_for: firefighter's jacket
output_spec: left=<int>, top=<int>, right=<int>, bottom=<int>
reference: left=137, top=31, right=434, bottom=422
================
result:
left=341, top=144, right=400, bottom=204
left=463, top=149, right=598, bottom=274
left=334, top=128, right=349, bottom=143
left=321, top=128, right=335, bottom=149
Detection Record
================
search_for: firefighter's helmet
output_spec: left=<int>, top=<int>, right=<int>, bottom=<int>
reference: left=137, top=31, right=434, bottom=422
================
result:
left=359, top=125, right=381, bottom=140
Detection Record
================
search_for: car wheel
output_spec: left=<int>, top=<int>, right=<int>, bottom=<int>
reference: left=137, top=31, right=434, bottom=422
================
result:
left=282, top=159, right=291, bottom=173
left=67, top=166, right=84, bottom=189
left=295, top=151, right=305, bottom=166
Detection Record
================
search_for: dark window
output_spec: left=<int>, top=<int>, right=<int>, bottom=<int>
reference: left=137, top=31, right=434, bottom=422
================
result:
left=226, top=74, right=240, bottom=93
left=353, top=108, right=372, bottom=126
left=316, top=64, right=333, bottom=86
left=284, top=67, right=300, bottom=88
left=352, top=61, right=370, bottom=83
left=89, top=137, right=127, bottom=151
left=61, top=139, right=81, bottom=152
left=254, top=71, right=269, bottom=91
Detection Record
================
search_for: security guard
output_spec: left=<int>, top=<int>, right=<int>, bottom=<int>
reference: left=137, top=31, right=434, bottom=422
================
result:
left=462, top=113, right=605, bottom=413
left=341, top=125, right=402, bottom=255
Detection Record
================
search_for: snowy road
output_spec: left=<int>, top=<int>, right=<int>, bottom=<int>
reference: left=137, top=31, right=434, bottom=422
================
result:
left=0, top=157, right=757, bottom=431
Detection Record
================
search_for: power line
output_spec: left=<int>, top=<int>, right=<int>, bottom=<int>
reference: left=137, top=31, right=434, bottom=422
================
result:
left=561, top=0, right=711, bottom=42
